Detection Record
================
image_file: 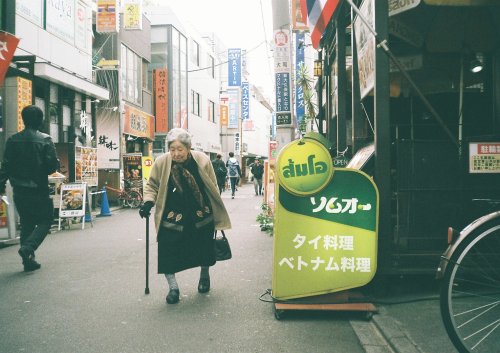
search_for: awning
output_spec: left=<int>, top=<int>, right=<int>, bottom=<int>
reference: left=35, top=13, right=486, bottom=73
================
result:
left=35, top=63, right=109, bottom=101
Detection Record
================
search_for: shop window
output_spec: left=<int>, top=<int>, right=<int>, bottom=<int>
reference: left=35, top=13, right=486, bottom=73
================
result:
left=121, top=44, right=142, bottom=106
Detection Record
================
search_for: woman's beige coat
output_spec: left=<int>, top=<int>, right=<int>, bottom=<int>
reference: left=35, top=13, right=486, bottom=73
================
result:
left=143, top=150, right=232, bottom=234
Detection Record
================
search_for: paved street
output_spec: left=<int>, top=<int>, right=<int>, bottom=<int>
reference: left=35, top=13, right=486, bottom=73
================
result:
left=1, top=184, right=375, bottom=353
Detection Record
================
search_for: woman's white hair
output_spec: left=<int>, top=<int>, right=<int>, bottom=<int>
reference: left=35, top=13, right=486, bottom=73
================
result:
left=166, top=128, right=192, bottom=149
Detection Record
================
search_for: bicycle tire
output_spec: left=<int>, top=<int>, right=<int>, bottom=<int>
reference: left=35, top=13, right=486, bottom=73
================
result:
left=440, top=218, right=500, bottom=353
left=126, top=190, right=142, bottom=208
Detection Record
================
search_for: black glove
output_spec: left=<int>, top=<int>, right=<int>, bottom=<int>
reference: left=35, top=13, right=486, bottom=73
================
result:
left=139, top=201, right=154, bottom=218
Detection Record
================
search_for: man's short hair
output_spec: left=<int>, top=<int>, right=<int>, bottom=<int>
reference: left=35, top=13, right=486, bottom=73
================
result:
left=21, top=105, right=44, bottom=129
left=216, top=154, right=222, bottom=159
left=229, top=152, right=234, bottom=157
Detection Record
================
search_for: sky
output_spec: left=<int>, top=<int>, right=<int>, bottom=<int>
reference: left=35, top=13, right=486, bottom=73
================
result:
left=152, top=0, right=275, bottom=97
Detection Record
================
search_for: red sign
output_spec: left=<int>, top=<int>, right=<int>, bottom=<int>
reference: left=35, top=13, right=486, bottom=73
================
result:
left=154, top=68, right=168, bottom=133
left=0, top=31, right=20, bottom=86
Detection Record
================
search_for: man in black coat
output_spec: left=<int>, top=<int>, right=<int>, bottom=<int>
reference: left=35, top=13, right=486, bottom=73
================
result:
left=0, top=105, right=59, bottom=271
left=211, top=154, right=227, bottom=194
left=250, top=158, right=264, bottom=196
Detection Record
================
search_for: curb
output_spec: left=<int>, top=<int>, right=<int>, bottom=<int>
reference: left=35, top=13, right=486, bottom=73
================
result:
left=371, top=308, right=422, bottom=353
left=350, top=307, right=423, bottom=353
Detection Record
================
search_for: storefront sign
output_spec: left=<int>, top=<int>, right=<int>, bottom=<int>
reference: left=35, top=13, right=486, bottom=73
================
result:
left=154, top=68, right=168, bottom=133
left=16, top=0, right=43, bottom=27
left=46, top=0, right=75, bottom=44
left=272, top=137, right=379, bottom=300
left=124, top=153, right=143, bottom=193
left=124, top=105, right=154, bottom=140
left=469, top=142, right=500, bottom=173
left=234, top=132, right=241, bottom=154
left=389, top=0, right=420, bottom=16
left=389, top=18, right=423, bottom=48
left=75, top=1, right=91, bottom=53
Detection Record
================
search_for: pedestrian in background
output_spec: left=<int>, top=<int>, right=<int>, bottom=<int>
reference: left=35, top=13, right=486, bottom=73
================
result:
left=211, top=154, right=227, bottom=194
left=226, top=152, right=241, bottom=199
left=250, top=158, right=264, bottom=196
left=0, top=105, right=59, bottom=272
left=139, top=128, right=231, bottom=304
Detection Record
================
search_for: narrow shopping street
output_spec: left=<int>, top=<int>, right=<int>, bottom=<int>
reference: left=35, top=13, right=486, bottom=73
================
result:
left=0, top=184, right=372, bottom=353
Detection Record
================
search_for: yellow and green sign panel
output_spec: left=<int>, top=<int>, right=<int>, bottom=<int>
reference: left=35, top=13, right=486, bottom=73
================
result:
left=272, top=138, right=379, bottom=300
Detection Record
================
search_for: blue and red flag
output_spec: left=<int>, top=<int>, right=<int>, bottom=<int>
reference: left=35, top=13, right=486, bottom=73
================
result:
left=300, top=0, right=342, bottom=49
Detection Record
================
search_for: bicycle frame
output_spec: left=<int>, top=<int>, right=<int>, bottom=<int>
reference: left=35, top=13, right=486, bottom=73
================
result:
left=436, top=210, right=500, bottom=279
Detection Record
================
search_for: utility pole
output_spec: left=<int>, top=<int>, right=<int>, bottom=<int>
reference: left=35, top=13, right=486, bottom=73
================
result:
left=272, top=0, right=295, bottom=149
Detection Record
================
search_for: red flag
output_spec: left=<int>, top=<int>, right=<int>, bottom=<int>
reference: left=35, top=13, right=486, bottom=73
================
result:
left=0, top=31, right=20, bottom=86
left=301, top=0, right=341, bottom=49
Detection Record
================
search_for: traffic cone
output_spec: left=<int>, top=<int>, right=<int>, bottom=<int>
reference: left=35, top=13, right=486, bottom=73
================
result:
left=97, top=187, right=112, bottom=217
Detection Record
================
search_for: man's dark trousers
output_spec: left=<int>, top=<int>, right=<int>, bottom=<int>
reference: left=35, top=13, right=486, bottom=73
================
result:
left=14, top=188, right=53, bottom=252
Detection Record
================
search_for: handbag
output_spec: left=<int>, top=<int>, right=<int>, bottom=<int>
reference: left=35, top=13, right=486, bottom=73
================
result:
left=214, top=230, right=232, bottom=261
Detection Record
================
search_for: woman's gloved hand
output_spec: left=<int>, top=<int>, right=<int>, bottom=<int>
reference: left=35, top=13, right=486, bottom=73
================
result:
left=139, top=201, right=154, bottom=218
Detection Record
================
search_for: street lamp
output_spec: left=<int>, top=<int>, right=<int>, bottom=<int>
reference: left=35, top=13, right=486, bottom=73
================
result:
left=314, top=59, right=323, bottom=77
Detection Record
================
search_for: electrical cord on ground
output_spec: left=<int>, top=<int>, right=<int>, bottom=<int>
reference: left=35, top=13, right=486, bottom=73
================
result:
left=259, top=288, right=441, bottom=306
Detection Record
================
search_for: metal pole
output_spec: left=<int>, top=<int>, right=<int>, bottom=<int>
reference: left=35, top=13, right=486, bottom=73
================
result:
left=145, top=215, right=150, bottom=295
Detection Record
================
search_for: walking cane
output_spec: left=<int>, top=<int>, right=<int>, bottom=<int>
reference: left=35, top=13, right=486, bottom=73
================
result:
left=145, top=215, right=150, bottom=295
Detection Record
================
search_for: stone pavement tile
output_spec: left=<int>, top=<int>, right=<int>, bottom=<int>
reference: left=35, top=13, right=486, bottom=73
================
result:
left=371, top=310, right=422, bottom=353
left=350, top=320, right=393, bottom=353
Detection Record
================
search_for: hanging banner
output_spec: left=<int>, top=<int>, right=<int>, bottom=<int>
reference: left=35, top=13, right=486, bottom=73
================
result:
left=0, top=31, right=20, bottom=87
left=295, top=32, right=305, bottom=127
left=228, top=48, right=242, bottom=87
left=291, top=0, right=308, bottom=31
left=153, top=68, right=168, bottom=133
left=227, top=89, right=240, bottom=129
left=354, top=0, right=376, bottom=99
left=96, top=0, right=118, bottom=33
left=272, top=136, right=379, bottom=300
left=123, top=0, right=142, bottom=30
left=97, top=111, right=120, bottom=169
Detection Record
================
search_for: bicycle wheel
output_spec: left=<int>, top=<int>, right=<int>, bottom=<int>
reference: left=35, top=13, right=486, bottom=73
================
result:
left=440, top=219, right=500, bottom=353
left=125, top=190, right=142, bottom=208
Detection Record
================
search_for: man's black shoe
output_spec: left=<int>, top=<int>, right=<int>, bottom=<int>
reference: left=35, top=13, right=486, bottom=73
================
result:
left=166, top=289, right=180, bottom=304
left=18, top=247, right=34, bottom=262
left=23, top=259, right=41, bottom=272
left=198, top=278, right=210, bottom=293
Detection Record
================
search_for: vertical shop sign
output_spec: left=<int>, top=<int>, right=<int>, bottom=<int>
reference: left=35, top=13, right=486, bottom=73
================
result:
left=17, top=77, right=32, bottom=132
left=220, top=105, right=228, bottom=126
left=272, top=136, right=379, bottom=300
left=96, top=0, right=118, bottom=33
left=234, top=132, right=241, bottom=154
left=154, top=68, right=168, bottom=133
left=75, top=1, right=91, bottom=53
left=274, top=29, right=292, bottom=126
left=295, top=32, right=305, bottom=127
left=291, top=0, right=308, bottom=31
left=227, top=89, right=240, bottom=129
left=123, top=0, right=143, bottom=30
left=241, top=82, right=250, bottom=121
left=227, top=48, right=242, bottom=87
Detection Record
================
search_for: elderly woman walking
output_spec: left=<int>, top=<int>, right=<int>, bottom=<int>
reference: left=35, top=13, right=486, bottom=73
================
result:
left=139, top=128, right=231, bottom=304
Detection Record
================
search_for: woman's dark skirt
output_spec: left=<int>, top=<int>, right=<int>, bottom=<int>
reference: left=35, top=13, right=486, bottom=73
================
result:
left=157, top=221, right=215, bottom=274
